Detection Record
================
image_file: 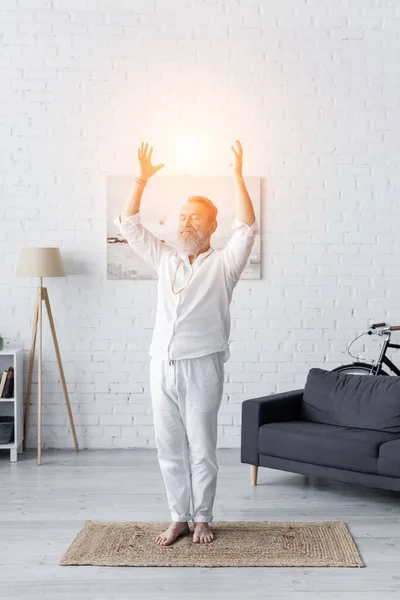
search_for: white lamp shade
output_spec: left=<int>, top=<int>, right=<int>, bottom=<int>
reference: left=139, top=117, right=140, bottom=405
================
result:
left=15, top=247, right=65, bottom=277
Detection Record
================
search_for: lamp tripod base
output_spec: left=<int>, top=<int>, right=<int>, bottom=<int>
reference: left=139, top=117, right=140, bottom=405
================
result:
left=23, top=285, right=79, bottom=465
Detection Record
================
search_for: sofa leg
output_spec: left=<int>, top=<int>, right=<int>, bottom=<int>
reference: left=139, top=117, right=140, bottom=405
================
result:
left=250, top=465, right=258, bottom=486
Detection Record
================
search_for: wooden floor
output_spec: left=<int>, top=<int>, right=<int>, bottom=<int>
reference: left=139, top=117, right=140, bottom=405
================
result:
left=1, top=448, right=400, bottom=600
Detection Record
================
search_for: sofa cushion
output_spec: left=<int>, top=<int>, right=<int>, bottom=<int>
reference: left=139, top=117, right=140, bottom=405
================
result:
left=258, top=420, right=399, bottom=474
left=301, top=368, right=400, bottom=433
left=378, top=439, right=400, bottom=477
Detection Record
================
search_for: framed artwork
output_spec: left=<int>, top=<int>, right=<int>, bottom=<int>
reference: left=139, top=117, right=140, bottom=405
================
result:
left=106, top=175, right=261, bottom=280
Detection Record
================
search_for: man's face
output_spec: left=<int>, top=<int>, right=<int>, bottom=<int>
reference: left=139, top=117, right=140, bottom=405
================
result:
left=176, top=202, right=216, bottom=255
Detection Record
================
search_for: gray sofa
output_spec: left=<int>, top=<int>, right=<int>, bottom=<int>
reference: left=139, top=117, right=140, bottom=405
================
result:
left=241, top=368, right=400, bottom=491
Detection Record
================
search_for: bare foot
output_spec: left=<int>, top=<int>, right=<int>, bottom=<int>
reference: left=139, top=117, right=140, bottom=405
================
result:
left=155, top=522, right=190, bottom=546
left=192, top=523, right=214, bottom=544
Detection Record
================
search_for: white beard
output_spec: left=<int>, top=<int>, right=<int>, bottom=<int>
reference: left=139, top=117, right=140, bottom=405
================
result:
left=175, top=229, right=209, bottom=256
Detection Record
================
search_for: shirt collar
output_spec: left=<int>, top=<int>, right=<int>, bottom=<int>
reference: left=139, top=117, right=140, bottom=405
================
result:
left=178, top=245, right=214, bottom=265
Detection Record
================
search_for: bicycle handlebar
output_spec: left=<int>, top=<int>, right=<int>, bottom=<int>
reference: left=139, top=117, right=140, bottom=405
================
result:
left=369, top=322, right=400, bottom=333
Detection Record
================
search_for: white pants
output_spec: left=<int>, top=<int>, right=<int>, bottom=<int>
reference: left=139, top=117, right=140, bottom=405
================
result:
left=149, top=352, right=225, bottom=523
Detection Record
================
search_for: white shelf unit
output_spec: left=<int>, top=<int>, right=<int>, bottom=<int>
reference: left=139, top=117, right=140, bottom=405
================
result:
left=0, top=348, right=23, bottom=462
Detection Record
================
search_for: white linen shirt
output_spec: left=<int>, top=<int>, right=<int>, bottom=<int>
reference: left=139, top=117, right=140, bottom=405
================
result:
left=113, top=211, right=258, bottom=363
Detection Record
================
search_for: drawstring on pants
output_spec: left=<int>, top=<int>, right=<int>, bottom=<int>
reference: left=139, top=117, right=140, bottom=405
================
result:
left=169, top=360, right=174, bottom=366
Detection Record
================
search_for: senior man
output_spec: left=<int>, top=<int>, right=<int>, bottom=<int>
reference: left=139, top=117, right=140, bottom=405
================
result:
left=114, top=140, right=258, bottom=546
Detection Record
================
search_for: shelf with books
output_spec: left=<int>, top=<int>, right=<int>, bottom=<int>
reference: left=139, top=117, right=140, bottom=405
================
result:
left=0, top=348, right=23, bottom=461
left=0, top=364, right=14, bottom=399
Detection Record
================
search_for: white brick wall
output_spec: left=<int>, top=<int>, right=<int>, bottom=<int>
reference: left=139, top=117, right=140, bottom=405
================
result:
left=1, top=0, right=399, bottom=450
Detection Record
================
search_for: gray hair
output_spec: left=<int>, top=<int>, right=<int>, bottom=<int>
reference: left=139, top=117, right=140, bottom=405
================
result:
left=187, top=195, right=218, bottom=223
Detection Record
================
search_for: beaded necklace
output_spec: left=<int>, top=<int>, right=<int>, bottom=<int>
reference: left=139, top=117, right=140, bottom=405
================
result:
left=171, top=249, right=214, bottom=295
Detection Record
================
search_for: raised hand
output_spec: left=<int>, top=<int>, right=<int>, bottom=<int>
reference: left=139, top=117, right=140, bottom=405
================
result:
left=229, top=139, right=243, bottom=179
left=137, top=142, right=165, bottom=181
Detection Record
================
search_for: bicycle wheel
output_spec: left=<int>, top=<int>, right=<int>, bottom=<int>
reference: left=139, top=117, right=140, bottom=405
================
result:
left=331, top=363, right=390, bottom=376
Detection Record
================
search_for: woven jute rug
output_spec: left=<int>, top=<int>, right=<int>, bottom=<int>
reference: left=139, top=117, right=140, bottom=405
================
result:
left=60, top=520, right=364, bottom=567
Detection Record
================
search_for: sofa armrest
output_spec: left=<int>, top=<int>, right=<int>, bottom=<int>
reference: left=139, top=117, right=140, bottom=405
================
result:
left=241, top=389, right=304, bottom=465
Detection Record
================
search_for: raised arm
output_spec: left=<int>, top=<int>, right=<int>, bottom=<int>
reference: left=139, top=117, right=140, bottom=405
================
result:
left=222, top=140, right=258, bottom=282
left=120, top=141, right=165, bottom=220
left=114, top=142, right=168, bottom=274
left=230, top=140, right=256, bottom=227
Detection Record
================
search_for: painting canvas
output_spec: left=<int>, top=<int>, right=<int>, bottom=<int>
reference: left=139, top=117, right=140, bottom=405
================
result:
left=106, top=176, right=261, bottom=280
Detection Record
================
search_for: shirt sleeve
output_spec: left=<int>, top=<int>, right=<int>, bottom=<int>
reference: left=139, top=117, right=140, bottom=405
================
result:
left=113, top=211, right=168, bottom=275
left=221, top=217, right=259, bottom=282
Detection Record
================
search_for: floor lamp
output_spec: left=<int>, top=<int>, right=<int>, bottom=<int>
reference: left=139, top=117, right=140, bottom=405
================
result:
left=15, top=247, right=79, bottom=465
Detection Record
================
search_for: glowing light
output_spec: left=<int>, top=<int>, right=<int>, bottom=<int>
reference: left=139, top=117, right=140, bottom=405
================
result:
left=172, top=133, right=206, bottom=174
